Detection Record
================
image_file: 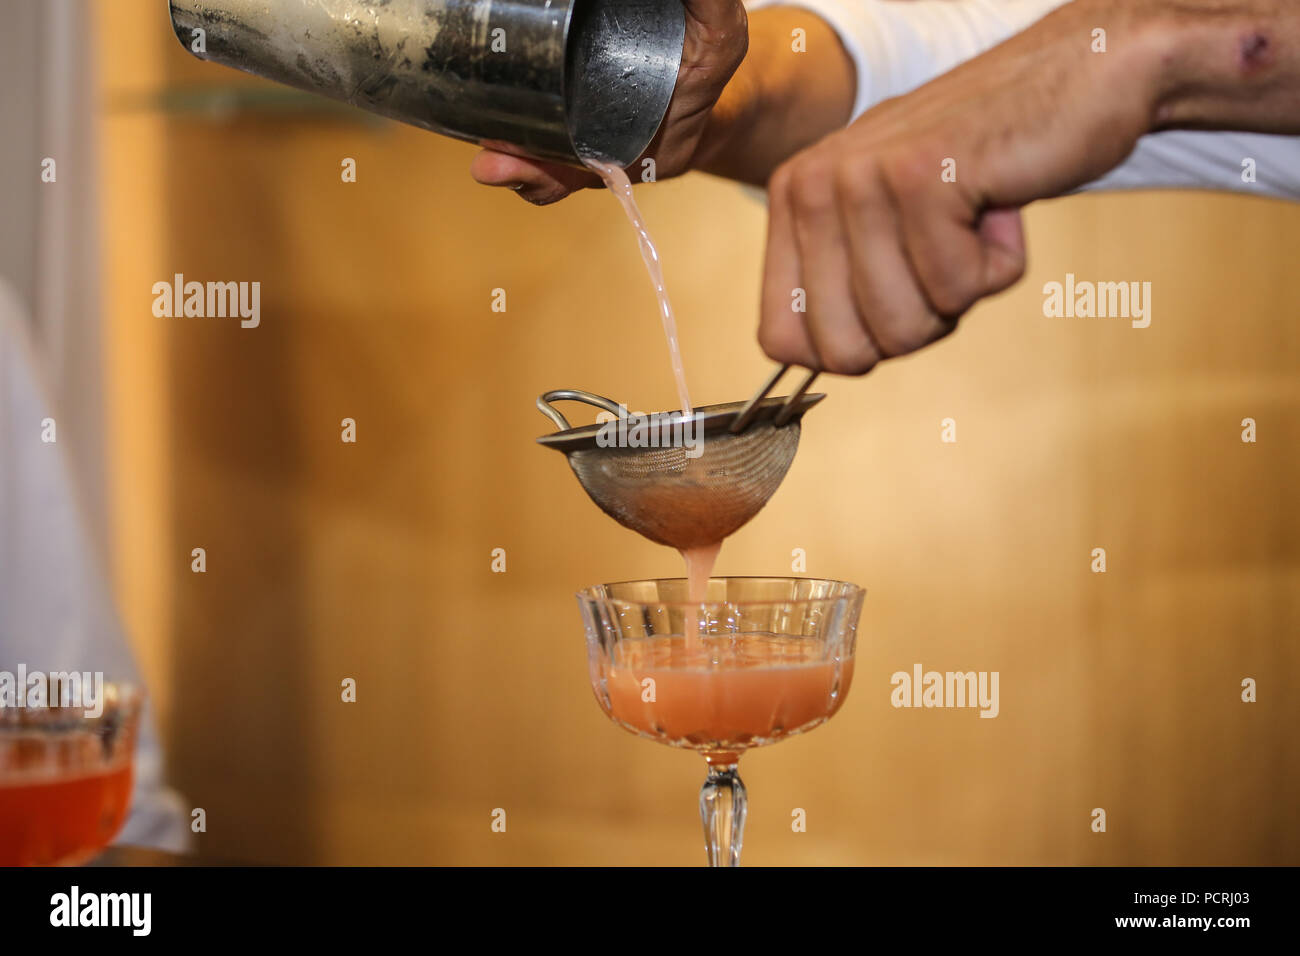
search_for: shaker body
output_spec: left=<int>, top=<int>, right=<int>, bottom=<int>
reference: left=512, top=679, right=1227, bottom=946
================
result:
left=167, top=0, right=685, bottom=167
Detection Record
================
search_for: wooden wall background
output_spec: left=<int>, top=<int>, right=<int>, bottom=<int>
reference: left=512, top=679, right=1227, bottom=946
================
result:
left=97, top=1, right=1298, bottom=864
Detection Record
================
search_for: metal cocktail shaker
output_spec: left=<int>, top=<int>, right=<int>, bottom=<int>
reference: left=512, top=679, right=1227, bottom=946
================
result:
left=167, top=0, right=686, bottom=167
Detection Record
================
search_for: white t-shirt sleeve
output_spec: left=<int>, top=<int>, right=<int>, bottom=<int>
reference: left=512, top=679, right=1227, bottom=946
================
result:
left=0, top=279, right=192, bottom=856
left=744, top=0, right=1300, bottom=199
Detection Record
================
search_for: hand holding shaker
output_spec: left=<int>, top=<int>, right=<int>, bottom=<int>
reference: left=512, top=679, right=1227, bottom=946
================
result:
left=167, top=0, right=686, bottom=166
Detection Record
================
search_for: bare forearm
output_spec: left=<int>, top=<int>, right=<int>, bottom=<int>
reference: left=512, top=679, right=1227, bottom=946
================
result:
left=692, top=8, right=855, bottom=185
left=696, top=0, right=1300, bottom=187
left=754, top=0, right=1300, bottom=378
left=1147, top=0, right=1300, bottom=134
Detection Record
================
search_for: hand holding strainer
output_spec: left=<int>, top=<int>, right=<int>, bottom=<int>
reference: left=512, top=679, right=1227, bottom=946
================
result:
left=536, top=366, right=822, bottom=549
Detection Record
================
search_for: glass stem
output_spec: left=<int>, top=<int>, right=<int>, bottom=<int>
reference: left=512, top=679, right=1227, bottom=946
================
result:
left=699, top=757, right=747, bottom=867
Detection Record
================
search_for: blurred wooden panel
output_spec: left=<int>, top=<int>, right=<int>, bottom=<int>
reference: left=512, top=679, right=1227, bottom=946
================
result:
left=99, top=0, right=1298, bottom=865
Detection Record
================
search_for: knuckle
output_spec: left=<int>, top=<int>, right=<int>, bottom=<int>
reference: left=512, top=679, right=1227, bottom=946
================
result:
left=820, top=346, right=878, bottom=376
left=757, top=318, right=806, bottom=365
left=924, top=270, right=980, bottom=317
left=788, top=161, right=835, bottom=216
left=884, top=148, right=939, bottom=202
left=767, top=162, right=795, bottom=200
left=870, top=315, right=937, bottom=358
left=832, top=159, right=876, bottom=209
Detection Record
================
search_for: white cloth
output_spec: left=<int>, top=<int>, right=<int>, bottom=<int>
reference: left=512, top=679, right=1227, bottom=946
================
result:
left=0, top=279, right=190, bottom=853
left=747, top=0, right=1300, bottom=198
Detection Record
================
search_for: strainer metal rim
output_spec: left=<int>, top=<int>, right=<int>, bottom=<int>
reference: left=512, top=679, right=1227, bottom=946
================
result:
left=536, top=394, right=826, bottom=454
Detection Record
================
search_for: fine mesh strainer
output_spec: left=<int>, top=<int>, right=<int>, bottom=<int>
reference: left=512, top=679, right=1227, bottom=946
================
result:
left=536, top=366, right=822, bottom=549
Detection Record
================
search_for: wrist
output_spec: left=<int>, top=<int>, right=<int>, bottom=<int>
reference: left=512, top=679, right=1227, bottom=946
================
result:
left=1137, top=0, right=1299, bottom=133
left=690, top=55, right=765, bottom=178
left=1052, top=0, right=1170, bottom=137
left=691, top=8, right=856, bottom=184
left=1138, top=1, right=1219, bottom=130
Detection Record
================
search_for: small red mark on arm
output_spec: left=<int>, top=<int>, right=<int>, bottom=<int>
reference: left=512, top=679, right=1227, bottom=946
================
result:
left=1240, top=32, right=1272, bottom=71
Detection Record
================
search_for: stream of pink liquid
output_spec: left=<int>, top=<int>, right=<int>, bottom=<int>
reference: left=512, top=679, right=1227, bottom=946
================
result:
left=584, top=159, right=693, bottom=420
left=585, top=160, right=719, bottom=645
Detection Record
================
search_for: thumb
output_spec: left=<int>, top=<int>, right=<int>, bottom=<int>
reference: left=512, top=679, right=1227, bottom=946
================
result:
left=978, top=207, right=1026, bottom=295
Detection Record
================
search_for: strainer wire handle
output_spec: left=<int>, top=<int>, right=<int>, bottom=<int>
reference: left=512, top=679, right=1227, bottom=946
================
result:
left=773, top=368, right=819, bottom=427
left=537, top=389, right=625, bottom=431
left=729, top=365, right=820, bottom=434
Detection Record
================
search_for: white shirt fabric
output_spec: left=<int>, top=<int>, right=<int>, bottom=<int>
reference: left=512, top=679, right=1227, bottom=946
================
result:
left=747, top=0, right=1300, bottom=199
left=0, top=278, right=190, bottom=854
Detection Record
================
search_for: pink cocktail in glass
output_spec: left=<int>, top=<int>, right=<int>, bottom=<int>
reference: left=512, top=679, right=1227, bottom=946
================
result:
left=578, top=577, right=864, bottom=866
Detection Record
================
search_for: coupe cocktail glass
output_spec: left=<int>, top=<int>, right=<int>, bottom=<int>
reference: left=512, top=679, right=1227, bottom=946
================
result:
left=0, top=683, right=142, bottom=866
left=578, top=576, right=864, bottom=866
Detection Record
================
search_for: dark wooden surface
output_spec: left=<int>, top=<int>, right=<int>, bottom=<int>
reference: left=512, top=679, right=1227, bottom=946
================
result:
left=88, top=845, right=248, bottom=866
